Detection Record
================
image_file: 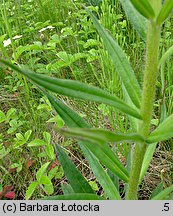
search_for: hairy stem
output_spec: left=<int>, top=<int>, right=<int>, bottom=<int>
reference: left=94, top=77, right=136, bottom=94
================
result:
left=126, top=20, right=161, bottom=200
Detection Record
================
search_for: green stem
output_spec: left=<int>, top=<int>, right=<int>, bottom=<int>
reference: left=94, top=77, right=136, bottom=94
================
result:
left=126, top=21, right=161, bottom=200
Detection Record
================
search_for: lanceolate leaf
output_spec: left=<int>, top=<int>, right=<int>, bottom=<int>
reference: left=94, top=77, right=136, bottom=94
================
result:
left=159, top=45, right=173, bottom=68
left=79, top=143, right=121, bottom=200
left=55, top=144, right=94, bottom=194
left=0, top=59, right=141, bottom=120
left=129, top=0, right=155, bottom=19
left=80, top=140, right=129, bottom=182
left=61, top=128, right=145, bottom=144
left=61, top=183, right=74, bottom=195
left=47, top=94, right=129, bottom=181
left=139, top=143, right=157, bottom=183
left=61, top=128, right=129, bottom=182
left=151, top=185, right=173, bottom=200
left=122, top=85, right=138, bottom=131
left=86, top=10, right=141, bottom=109
left=43, top=193, right=104, bottom=200
left=150, top=182, right=164, bottom=200
left=156, top=0, right=173, bottom=25
left=120, top=0, right=147, bottom=40
left=147, top=114, right=173, bottom=143
left=46, top=92, right=121, bottom=199
left=45, top=92, right=89, bottom=128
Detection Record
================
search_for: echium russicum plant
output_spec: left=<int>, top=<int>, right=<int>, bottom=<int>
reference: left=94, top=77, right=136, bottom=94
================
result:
left=1, top=0, right=173, bottom=200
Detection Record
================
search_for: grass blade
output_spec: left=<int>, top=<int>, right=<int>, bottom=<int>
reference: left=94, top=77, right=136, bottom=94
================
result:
left=156, top=0, right=173, bottom=25
left=129, top=0, right=155, bottom=19
left=43, top=193, right=104, bottom=200
left=46, top=92, right=121, bottom=199
left=0, top=59, right=141, bottom=120
left=55, top=144, right=94, bottom=194
left=120, top=0, right=147, bottom=40
left=86, top=10, right=141, bottom=109
left=61, top=128, right=145, bottom=144
left=151, top=185, right=173, bottom=200
left=147, top=114, right=173, bottom=143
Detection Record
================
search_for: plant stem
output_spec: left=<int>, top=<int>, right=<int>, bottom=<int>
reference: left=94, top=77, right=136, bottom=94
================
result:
left=126, top=20, right=161, bottom=200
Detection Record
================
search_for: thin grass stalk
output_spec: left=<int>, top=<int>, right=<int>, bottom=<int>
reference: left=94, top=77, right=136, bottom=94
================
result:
left=1, top=0, right=31, bottom=105
left=1, top=0, right=17, bottom=60
left=126, top=20, right=161, bottom=200
left=0, top=42, right=11, bottom=61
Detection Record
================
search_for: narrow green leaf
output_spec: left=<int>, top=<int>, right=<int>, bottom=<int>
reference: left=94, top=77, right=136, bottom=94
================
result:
left=46, top=92, right=89, bottom=128
left=87, top=10, right=141, bottom=109
left=151, top=185, right=173, bottom=200
left=0, top=110, right=6, bottom=123
left=60, top=129, right=132, bottom=182
left=61, top=128, right=145, bottom=144
left=79, top=143, right=121, bottom=200
left=61, top=133, right=129, bottom=182
left=55, top=144, right=94, bottom=194
left=120, top=0, right=147, bottom=40
left=139, top=143, right=157, bottom=183
left=46, top=92, right=121, bottom=199
left=43, top=193, right=104, bottom=200
left=107, top=169, right=119, bottom=191
left=159, top=45, right=173, bottom=68
left=25, top=182, right=38, bottom=200
left=36, top=162, right=50, bottom=182
left=156, top=0, right=173, bottom=25
left=129, top=0, right=155, bottom=19
left=150, top=182, right=164, bottom=200
left=147, top=114, right=173, bottom=143
left=61, top=183, right=74, bottom=195
left=124, top=148, right=132, bottom=195
left=0, top=59, right=141, bottom=120
left=160, top=99, right=167, bottom=124
left=122, top=85, right=138, bottom=131
left=126, top=148, right=132, bottom=175
left=168, top=192, right=173, bottom=199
